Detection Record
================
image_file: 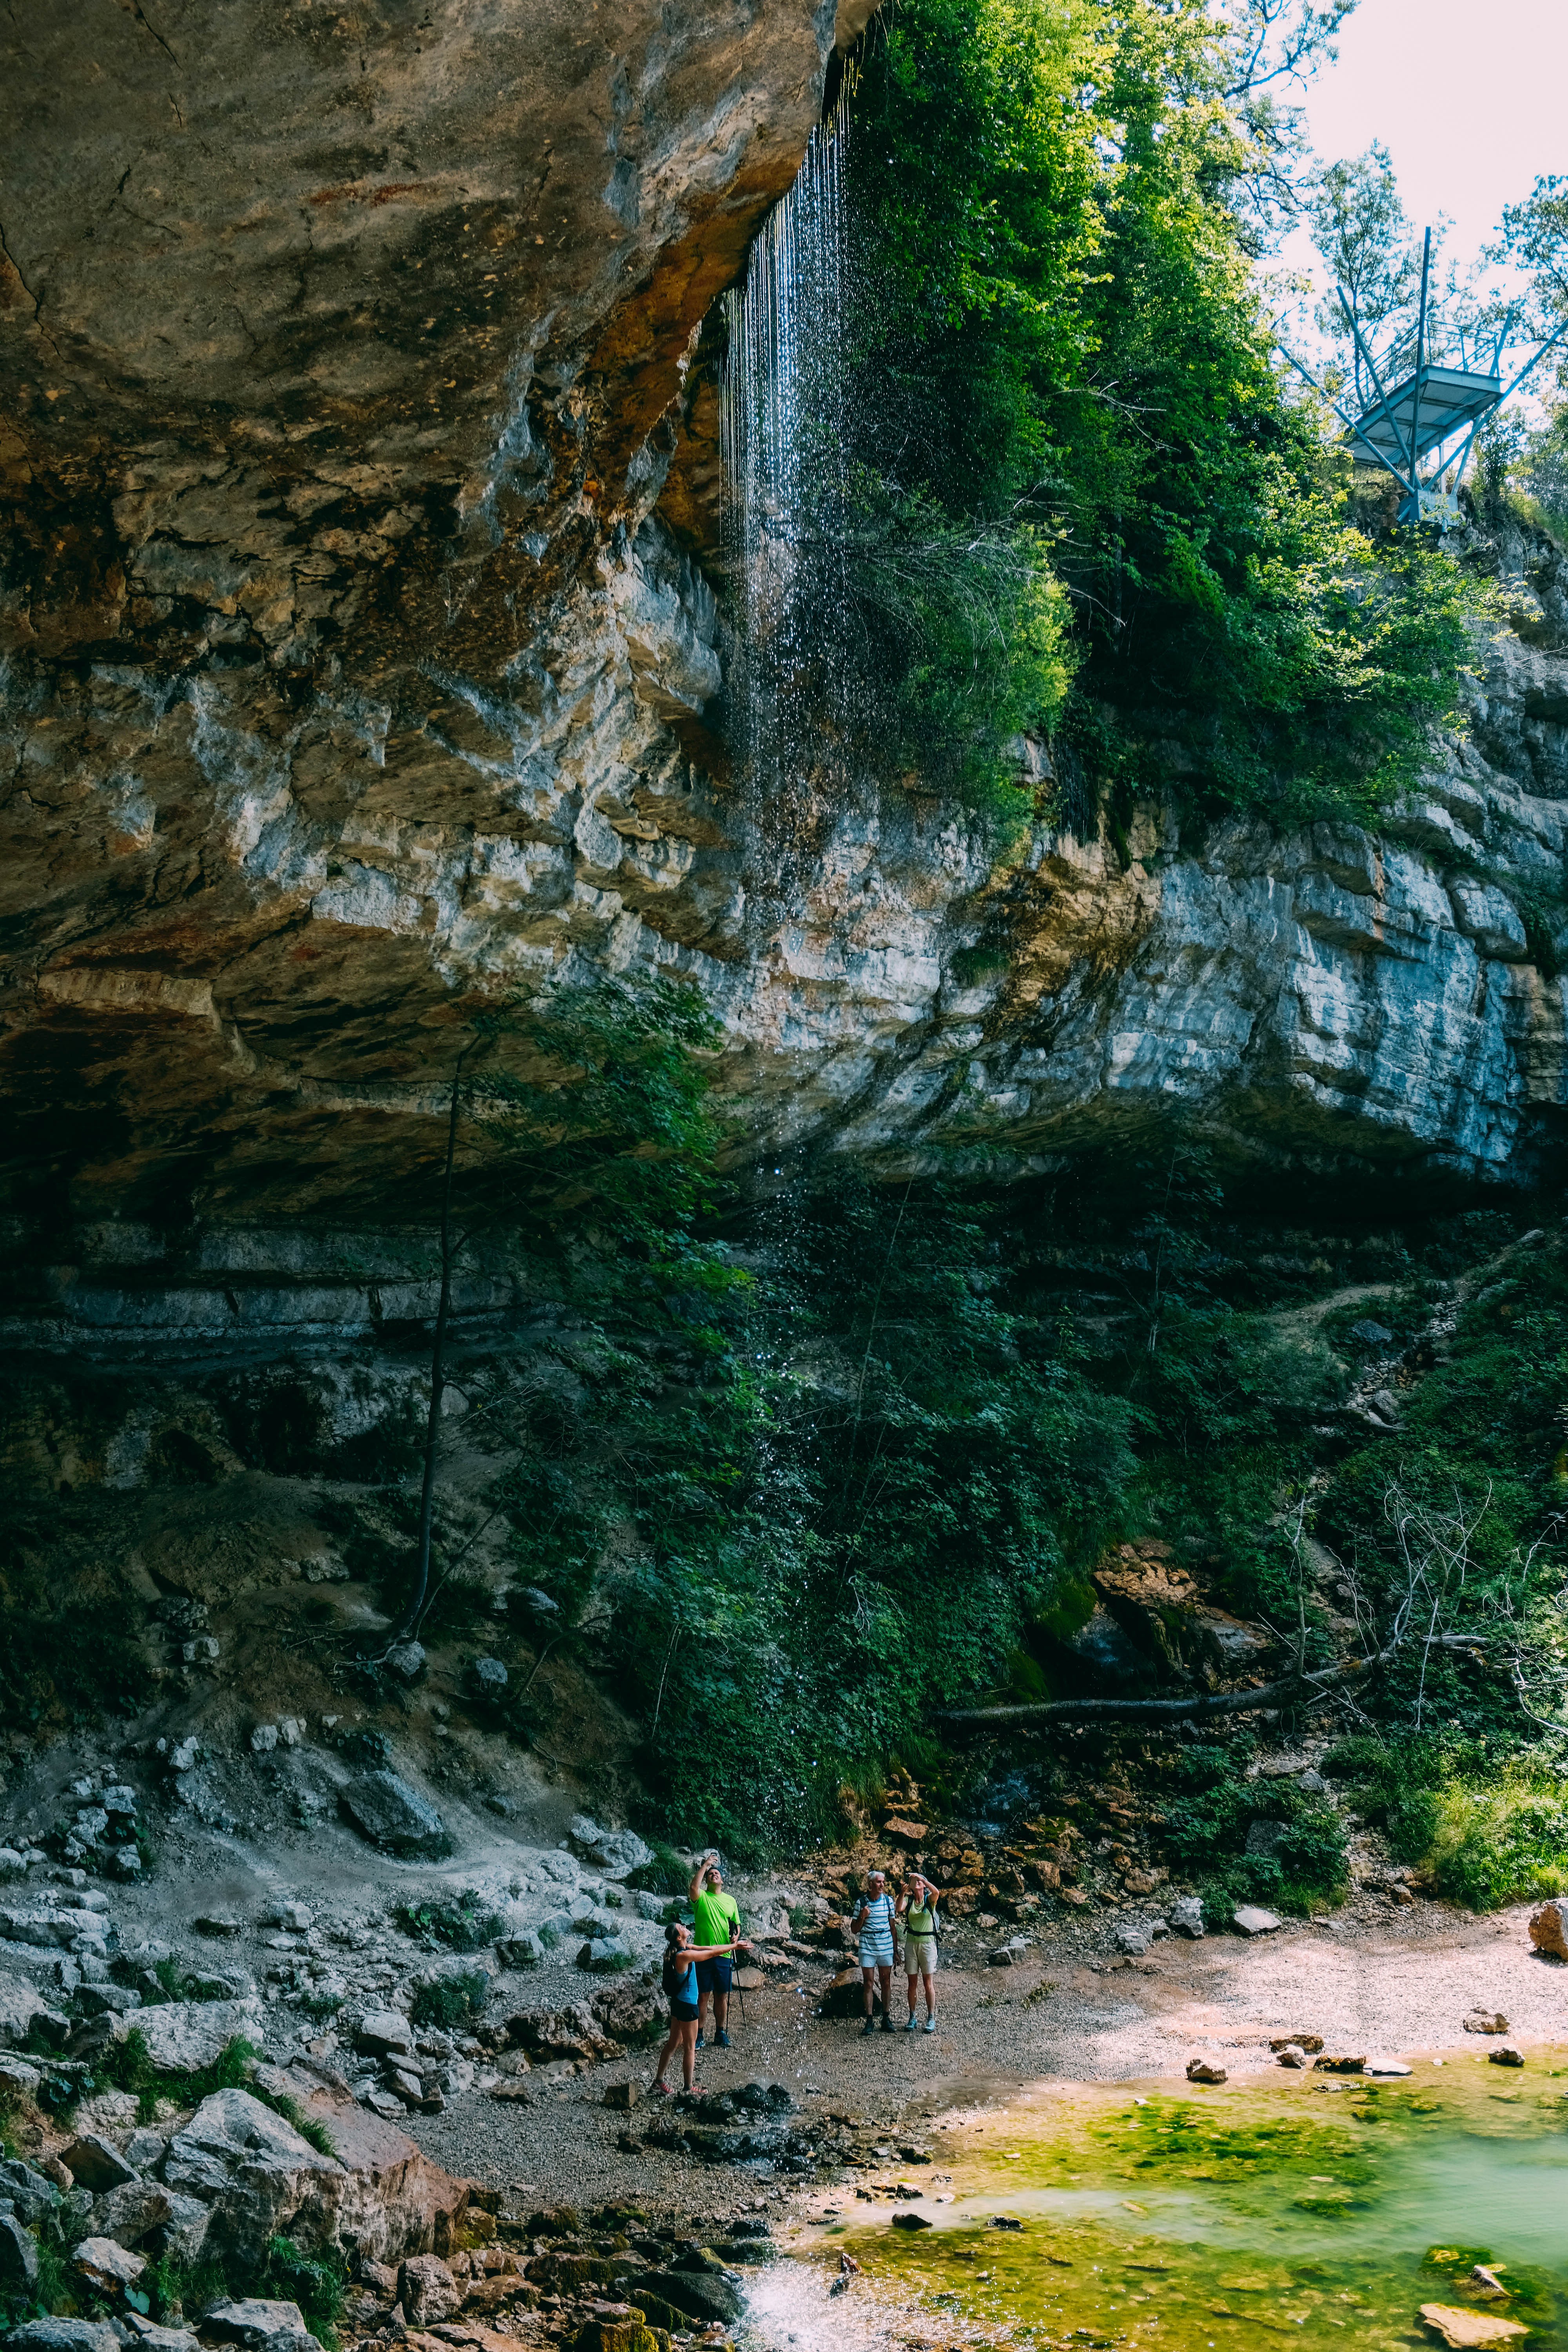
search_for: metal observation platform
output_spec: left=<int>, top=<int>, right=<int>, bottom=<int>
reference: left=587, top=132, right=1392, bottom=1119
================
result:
left=1283, top=228, right=1566, bottom=527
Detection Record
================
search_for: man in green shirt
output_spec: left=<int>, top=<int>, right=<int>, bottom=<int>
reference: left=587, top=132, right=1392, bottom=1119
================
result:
left=688, top=1850, right=748, bottom=2047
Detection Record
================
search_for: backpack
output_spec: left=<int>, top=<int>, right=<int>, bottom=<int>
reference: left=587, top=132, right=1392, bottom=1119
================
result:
left=662, top=1949, right=690, bottom=2001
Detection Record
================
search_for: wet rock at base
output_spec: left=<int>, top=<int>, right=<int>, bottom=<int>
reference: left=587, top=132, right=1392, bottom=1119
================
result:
left=1488, top=2045, right=1525, bottom=2067
left=1419, top=2306, right=1529, bottom=2348
left=1314, top=2054, right=1366, bottom=2074
left=339, top=1771, right=453, bottom=1859
left=891, top=2211, right=932, bottom=2230
left=642, top=2082, right=794, bottom=2165
left=624, top=2270, right=742, bottom=2326
left=1528, top=1900, right=1568, bottom=1960
left=1275, top=2044, right=1309, bottom=2069
left=1185, top=2057, right=1227, bottom=2084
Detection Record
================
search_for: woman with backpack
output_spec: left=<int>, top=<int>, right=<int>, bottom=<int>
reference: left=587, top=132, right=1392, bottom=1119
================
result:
left=651, top=1919, right=739, bottom=2094
left=897, top=1869, right=942, bottom=2033
left=851, top=1868, right=899, bottom=2036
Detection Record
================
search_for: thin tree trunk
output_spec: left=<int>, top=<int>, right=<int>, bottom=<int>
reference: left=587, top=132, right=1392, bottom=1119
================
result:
left=400, top=1050, right=468, bottom=1641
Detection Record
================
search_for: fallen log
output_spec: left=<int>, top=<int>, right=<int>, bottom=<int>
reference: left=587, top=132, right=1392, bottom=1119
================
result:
left=940, top=1647, right=1399, bottom=1728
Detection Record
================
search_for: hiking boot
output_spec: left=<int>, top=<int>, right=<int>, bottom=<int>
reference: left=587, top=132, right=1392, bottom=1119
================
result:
left=861, top=2017, right=877, bottom=2037
left=880, top=2014, right=895, bottom=2033
left=924, top=2017, right=937, bottom=2033
left=904, top=2014, right=918, bottom=2031
left=715, top=2029, right=731, bottom=2049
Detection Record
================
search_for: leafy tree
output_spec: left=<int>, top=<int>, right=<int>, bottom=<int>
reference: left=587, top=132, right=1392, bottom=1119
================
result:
left=394, top=977, right=729, bottom=1639
left=833, top=0, right=1497, bottom=823
left=1307, top=143, right=1423, bottom=397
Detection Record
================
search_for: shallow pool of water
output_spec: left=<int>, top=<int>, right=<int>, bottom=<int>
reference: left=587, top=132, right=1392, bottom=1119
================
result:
left=751, top=2056, right=1568, bottom=2352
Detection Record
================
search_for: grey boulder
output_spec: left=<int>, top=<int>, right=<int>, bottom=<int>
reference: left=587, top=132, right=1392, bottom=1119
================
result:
left=1168, top=1895, right=1205, bottom=1938
left=131, top=1997, right=267, bottom=2073
left=338, top=1772, right=452, bottom=1860
left=125, top=2325, right=203, bottom=2352
left=0, top=2211, right=40, bottom=2289
left=0, top=2157, right=61, bottom=2226
left=577, top=1936, right=631, bottom=1971
left=399, top=2254, right=460, bottom=2324
left=62, top=2131, right=137, bottom=2191
left=2, top=2323, right=123, bottom=2352
left=354, top=2010, right=415, bottom=2058
left=204, top=2299, right=323, bottom=2352
left=1232, top=1905, right=1282, bottom=1936
left=91, top=2178, right=176, bottom=2248
left=164, top=2090, right=343, bottom=2255
left=495, top=1933, right=543, bottom=1969
left=0, top=1909, right=84, bottom=1949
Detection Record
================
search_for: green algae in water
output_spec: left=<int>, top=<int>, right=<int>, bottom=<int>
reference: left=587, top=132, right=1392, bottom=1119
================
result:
left=776, top=2065, right=1568, bottom=2352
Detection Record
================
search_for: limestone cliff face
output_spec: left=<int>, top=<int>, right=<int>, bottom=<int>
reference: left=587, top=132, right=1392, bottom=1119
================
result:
left=3, top=0, right=1568, bottom=1323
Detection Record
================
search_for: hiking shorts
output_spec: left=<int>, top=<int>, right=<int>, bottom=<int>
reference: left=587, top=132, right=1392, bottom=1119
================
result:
left=904, top=1935, right=938, bottom=1974
left=858, top=1936, right=895, bottom=1971
left=696, top=1954, right=733, bottom=1995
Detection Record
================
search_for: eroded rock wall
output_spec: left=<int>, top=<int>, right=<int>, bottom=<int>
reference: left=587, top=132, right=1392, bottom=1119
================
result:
left=3, top=0, right=1568, bottom=1326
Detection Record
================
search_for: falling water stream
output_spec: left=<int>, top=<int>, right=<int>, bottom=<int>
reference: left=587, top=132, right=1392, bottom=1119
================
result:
left=719, top=92, right=853, bottom=804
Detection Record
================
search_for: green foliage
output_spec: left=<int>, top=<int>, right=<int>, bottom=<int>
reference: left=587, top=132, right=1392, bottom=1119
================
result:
left=1162, top=1763, right=1348, bottom=1914
left=467, top=976, right=731, bottom=1251
left=409, top=1970, right=490, bottom=2029
left=841, top=0, right=1499, bottom=821
left=145, top=2249, right=231, bottom=2327
left=601, top=1172, right=1144, bottom=1853
left=624, top=1840, right=690, bottom=1897
left=395, top=1893, right=499, bottom=1953
left=0, top=1517, right=147, bottom=1733
left=258, top=2236, right=346, bottom=2347
left=838, top=474, right=1076, bottom=818
left=1323, top=1737, right=1568, bottom=1909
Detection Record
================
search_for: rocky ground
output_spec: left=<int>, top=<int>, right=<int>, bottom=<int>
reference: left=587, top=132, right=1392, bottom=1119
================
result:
left=3, top=1724, right=1568, bottom=2352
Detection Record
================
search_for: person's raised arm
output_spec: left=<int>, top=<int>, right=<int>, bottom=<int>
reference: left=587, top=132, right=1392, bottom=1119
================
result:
left=688, top=1850, right=716, bottom=1904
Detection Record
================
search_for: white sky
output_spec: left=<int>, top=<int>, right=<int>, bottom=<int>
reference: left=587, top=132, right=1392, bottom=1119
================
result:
left=1296, top=0, right=1566, bottom=266
left=1273, top=0, right=1568, bottom=365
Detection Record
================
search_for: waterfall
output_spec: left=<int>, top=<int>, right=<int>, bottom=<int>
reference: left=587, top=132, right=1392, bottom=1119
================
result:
left=719, top=93, right=852, bottom=804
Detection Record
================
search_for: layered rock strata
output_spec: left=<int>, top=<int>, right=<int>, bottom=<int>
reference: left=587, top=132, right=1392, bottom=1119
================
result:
left=2, top=1, right=1567, bottom=1283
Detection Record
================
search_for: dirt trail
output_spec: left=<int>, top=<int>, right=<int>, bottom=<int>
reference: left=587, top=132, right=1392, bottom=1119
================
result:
left=407, top=1895, right=1568, bottom=2214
